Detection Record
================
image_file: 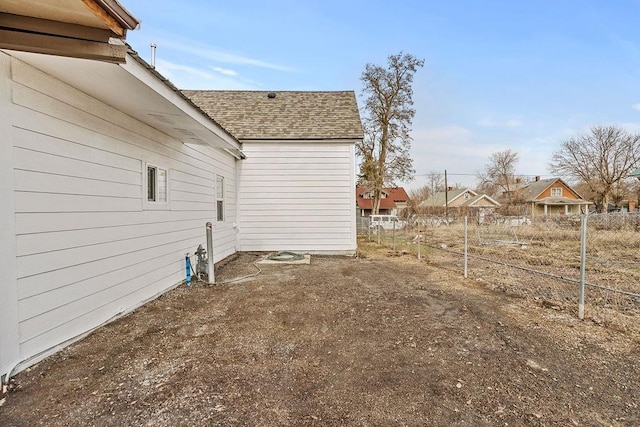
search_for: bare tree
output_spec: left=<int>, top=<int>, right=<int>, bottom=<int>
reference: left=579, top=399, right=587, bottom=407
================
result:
left=408, top=186, right=430, bottom=206
left=550, top=125, right=640, bottom=211
left=477, top=149, right=519, bottom=203
left=408, top=172, right=444, bottom=207
left=426, top=171, right=445, bottom=197
left=357, top=52, right=424, bottom=214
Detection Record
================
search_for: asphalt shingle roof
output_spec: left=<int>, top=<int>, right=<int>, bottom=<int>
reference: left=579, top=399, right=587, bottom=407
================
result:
left=518, top=178, right=558, bottom=201
left=182, top=90, right=364, bottom=141
left=420, top=189, right=477, bottom=207
left=356, top=186, right=410, bottom=210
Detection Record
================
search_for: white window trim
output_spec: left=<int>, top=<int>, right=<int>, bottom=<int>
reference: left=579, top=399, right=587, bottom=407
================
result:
left=216, top=174, right=224, bottom=222
left=143, top=162, right=170, bottom=210
left=551, top=187, right=563, bottom=197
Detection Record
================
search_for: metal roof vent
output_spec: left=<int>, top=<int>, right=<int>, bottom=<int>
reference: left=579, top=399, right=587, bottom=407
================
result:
left=267, top=92, right=276, bottom=99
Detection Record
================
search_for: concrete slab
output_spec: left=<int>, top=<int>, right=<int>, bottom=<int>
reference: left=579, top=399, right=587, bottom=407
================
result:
left=256, top=254, right=311, bottom=265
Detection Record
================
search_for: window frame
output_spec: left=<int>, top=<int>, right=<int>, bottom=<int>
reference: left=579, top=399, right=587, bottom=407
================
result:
left=216, top=175, right=224, bottom=222
left=551, top=187, right=563, bottom=197
left=143, top=162, right=170, bottom=210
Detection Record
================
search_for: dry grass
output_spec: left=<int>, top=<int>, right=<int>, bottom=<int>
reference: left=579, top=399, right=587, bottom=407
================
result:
left=361, top=219, right=640, bottom=316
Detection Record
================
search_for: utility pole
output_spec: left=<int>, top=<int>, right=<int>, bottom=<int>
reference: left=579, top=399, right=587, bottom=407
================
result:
left=444, top=169, right=448, bottom=218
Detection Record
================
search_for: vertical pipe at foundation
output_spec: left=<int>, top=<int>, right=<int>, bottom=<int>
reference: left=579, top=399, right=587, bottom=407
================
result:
left=185, top=254, right=191, bottom=286
left=206, top=222, right=215, bottom=284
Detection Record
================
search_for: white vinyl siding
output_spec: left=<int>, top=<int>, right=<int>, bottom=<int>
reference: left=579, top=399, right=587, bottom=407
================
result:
left=0, top=52, right=20, bottom=378
left=237, top=141, right=356, bottom=254
left=7, top=56, right=238, bottom=365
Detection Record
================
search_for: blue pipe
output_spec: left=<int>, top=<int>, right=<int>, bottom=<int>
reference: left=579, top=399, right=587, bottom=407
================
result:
left=185, top=254, right=192, bottom=286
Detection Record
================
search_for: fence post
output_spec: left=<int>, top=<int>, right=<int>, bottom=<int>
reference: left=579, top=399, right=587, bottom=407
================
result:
left=417, top=230, right=422, bottom=260
left=377, top=225, right=381, bottom=245
left=578, top=213, right=588, bottom=319
left=464, top=216, right=468, bottom=278
left=392, top=219, right=396, bottom=251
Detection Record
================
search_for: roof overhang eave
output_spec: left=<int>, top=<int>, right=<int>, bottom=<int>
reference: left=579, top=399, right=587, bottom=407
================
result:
left=533, top=198, right=593, bottom=205
left=93, top=0, right=141, bottom=31
left=121, top=51, right=244, bottom=158
left=6, top=48, right=244, bottom=158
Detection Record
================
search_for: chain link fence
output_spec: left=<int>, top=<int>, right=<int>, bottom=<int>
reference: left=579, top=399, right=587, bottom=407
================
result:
left=357, top=213, right=640, bottom=319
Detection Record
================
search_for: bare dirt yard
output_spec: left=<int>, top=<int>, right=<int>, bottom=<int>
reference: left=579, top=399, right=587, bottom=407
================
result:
left=2, top=242, right=639, bottom=426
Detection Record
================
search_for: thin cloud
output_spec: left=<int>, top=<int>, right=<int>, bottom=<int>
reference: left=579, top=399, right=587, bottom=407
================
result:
left=157, top=60, right=215, bottom=79
left=159, top=39, right=294, bottom=72
left=477, top=118, right=523, bottom=128
left=155, top=59, right=259, bottom=90
left=212, top=66, right=238, bottom=76
left=632, top=103, right=640, bottom=112
left=504, top=118, right=523, bottom=128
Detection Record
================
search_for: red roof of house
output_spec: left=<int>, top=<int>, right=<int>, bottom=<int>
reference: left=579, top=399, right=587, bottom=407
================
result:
left=356, top=186, right=410, bottom=209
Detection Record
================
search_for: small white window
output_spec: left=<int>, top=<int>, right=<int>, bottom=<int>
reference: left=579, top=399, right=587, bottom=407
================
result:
left=144, top=163, right=169, bottom=210
left=551, top=187, right=562, bottom=197
left=216, top=175, right=224, bottom=221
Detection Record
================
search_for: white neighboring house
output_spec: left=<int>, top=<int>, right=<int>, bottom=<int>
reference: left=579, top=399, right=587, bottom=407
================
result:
left=0, top=51, right=241, bottom=381
left=184, top=90, right=363, bottom=254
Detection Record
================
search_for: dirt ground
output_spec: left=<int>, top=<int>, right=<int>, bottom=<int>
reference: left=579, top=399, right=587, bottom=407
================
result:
left=1, top=244, right=639, bottom=426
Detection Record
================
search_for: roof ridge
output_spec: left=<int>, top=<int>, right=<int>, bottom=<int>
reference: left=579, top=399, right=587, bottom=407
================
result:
left=183, top=89, right=356, bottom=94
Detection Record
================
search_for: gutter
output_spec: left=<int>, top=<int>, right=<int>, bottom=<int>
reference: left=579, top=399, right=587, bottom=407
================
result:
left=92, top=0, right=141, bottom=31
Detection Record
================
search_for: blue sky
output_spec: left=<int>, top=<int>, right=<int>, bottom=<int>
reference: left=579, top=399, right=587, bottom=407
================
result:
left=123, top=0, right=640, bottom=189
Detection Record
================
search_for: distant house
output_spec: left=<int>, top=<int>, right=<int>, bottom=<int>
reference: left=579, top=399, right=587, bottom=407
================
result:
left=356, top=186, right=410, bottom=216
left=515, top=177, right=591, bottom=216
left=419, top=188, right=500, bottom=219
left=421, top=188, right=477, bottom=209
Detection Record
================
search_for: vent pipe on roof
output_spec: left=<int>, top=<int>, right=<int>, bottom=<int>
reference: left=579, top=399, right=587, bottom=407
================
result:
left=150, top=43, right=157, bottom=68
left=267, top=92, right=276, bottom=99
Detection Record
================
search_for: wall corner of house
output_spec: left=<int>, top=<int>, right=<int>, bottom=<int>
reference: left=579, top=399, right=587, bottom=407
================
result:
left=0, top=50, right=21, bottom=381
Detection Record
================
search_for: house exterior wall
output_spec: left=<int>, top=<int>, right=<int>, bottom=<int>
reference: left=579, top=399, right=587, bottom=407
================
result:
left=532, top=204, right=571, bottom=216
left=237, top=141, right=356, bottom=254
left=359, top=208, right=393, bottom=216
left=531, top=203, right=582, bottom=216
left=449, top=196, right=470, bottom=207
left=2, top=53, right=237, bottom=376
left=0, top=51, right=20, bottom=381
left=444, top=190, right=475, bottom=208
left=469, top=199, right=498, bottom=208
left=538, top=182, right=580, bottom=199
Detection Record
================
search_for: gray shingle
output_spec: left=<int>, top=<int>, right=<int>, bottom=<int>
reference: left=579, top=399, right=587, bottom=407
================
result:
left=519, top=178, right=559, bottom=201
left=182, top=90, right=364, bottom=141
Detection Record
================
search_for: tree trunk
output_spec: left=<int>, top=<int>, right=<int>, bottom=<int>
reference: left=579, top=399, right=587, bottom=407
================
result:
left=373, top=188, right=382, bottom=215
